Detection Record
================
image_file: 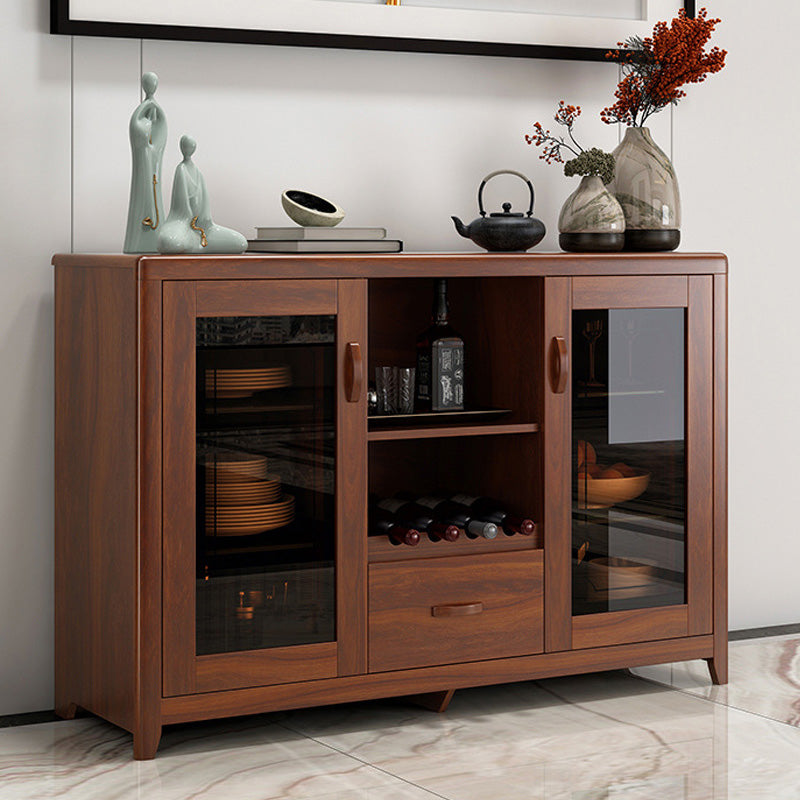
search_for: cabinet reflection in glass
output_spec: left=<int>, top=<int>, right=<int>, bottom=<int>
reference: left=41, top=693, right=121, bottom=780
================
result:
left=572, top=308, right=686, bottom=616
left=196, top=315, right=336, bottom=656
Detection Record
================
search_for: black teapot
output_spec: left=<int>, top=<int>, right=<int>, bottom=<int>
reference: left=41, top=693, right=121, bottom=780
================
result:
left=452, top=169, right=546, bottom=252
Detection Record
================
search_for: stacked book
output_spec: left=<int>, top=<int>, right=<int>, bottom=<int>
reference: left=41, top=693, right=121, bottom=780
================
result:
left=247, top=227, right=402, bottom=254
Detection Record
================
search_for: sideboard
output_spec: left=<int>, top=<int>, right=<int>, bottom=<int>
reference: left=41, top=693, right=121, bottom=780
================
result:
left=53, top=251, right=728, bottom=759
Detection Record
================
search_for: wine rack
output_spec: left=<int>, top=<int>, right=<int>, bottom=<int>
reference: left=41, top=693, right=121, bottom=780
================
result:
left=368, top=526, right=542, bottom=562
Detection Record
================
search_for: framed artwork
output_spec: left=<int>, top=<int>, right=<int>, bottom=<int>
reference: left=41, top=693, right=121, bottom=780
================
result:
left=51, top=0, right=695, bottom=62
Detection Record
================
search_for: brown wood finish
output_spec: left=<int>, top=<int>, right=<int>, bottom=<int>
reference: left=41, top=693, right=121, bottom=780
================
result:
left=369, top=528, right=540, bottom=562
left=543, top=277, right=572, bottom=653
left=161, top=281, right=198, bottom=697
left=687, top=276, right=714, bottom=636
left=368, top=551, right=544, bottom=672
left=572, top=275, right=688, bottom=309
left=54, top=265, right=139, bottom=733
left=56, top=252, right=729, bottom=280
left=708, top=273, right=728, bottom=684
left=53, top=252, right=727, bottom=759
left=161, top=634, right=714, bottom=725
left=336, top=280, right=369, bottom=676
left=367, top=422, right=539, bottom=442
left=195, top=643, right=338, bottom=693
left=572, top=605, right=689, bottom=650
left=135, top=277, right=165, bottom=758
left=195, top=279, right=337, bottom=316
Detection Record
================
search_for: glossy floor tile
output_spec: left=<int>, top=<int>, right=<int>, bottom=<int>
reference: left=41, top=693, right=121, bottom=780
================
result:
left=3, top=637, right=800, bottom=799
left=632, top=633, right=800, bottom=727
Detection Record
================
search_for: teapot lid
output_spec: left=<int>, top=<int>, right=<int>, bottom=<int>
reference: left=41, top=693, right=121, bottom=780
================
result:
left=489, top=202, right=524, bottom=218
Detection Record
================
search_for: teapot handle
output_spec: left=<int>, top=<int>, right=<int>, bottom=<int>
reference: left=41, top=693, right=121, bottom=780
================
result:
left=478, top=169, right=535, bottom=218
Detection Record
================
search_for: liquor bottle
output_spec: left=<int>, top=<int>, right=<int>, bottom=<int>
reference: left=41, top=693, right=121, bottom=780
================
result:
left=370, top=506, right=420, bottom=546
left=376, top=497, right=460, bottom=542
left=416, top=496, right=498, bottom=540
left=450, top=494, right=536, bottom=537
left=415, top=279, right=465, bottom=412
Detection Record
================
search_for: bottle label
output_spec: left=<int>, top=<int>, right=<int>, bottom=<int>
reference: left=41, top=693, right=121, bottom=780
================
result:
left=377, top=498, right=404, bottom=514
left=432, top=340, right=464, bottom=411
left=452, top=493, right=478, bottom=507
left=417, top=496, right=444, bottom=510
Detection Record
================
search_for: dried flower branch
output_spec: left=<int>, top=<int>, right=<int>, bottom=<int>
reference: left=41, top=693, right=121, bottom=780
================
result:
left=602, top=7, right=727, bottom=127
left=525, top=101, right=615, bottom=183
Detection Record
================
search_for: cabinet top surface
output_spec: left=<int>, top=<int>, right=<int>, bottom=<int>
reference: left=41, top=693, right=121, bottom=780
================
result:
left=52, top=251, right=728, bottom=280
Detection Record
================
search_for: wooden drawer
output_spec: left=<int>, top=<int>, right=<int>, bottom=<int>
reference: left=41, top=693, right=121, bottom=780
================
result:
left=368, top=550, right=543, bottom=672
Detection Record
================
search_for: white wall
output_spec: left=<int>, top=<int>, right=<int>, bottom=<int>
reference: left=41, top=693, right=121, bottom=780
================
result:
left=0, top=0, right=794, bottom=714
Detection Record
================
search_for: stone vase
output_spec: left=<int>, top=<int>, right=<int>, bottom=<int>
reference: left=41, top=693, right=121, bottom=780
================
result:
left=558, top=175, right=625, bottom=253
left=609, top=126, right=681, bottom=251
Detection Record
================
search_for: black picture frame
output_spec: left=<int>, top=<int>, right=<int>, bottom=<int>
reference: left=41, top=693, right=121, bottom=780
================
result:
left=51, top=1, right=695, bottom=62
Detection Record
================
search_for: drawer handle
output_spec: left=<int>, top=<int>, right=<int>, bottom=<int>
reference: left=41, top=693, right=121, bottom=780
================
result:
left=431, top=602, right=484, bottom=618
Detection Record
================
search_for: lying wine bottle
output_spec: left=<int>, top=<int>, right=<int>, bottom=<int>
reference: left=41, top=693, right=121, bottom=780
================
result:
left=377, top=497, right=460, bottom=543
left=450, top=494, right=536, bottom=536
left=370, top=506, right=420, bottom=546
left=417, top=496, right=498, bottom=540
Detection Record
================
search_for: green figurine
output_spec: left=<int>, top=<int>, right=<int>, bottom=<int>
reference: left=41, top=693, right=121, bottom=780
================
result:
left=124, top=72, right=167, bottom=254
left=157, top=135, right=247, bottom=255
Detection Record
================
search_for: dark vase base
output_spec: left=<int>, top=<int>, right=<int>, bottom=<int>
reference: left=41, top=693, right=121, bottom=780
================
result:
left=559, top=232, right=625, bottom=253
left=623, top=229, right=681, bottom=252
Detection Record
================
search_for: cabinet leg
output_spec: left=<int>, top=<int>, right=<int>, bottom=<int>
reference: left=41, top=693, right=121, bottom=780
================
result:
left=706, top=654, right=728, bottom=686
left=406, top=689, right=456, bottom=713
left=133, top=723, right=162, bottom=760
left=54, top=702, right=79, bottom=720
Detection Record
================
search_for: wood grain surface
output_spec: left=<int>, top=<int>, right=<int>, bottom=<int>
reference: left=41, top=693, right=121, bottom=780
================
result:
left=368, top=551, right=544, bottom=672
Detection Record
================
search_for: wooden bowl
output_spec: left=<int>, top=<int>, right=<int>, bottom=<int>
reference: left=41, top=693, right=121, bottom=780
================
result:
left=577, top=468, right=650, bottom=509
left=587, top=556, right=658, bottom=600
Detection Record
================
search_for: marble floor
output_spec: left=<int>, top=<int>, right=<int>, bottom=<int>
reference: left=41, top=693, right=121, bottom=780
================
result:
left=2, top=635, right=800, bottom=799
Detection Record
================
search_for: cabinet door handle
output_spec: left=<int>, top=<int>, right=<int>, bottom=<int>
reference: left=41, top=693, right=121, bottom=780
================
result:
left=344, top=342, right=363, bottom=403
left=550, top=336, right=568, bottom=394
left=431, top=602, right=484, bottom=618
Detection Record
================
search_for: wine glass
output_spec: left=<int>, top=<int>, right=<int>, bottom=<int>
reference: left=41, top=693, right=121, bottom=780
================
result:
left=582, top=319, right=604, bottom=387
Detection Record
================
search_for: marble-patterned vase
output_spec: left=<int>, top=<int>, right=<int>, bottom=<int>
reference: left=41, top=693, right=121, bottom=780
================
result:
left=558, top=175, right=625, bottom=253
left=609, top=127, right=681, bottom=251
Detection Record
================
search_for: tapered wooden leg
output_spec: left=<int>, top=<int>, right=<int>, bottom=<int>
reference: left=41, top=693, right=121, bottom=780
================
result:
left=54, top=702, right=79, bottom=720
left=406, top=689, right=456, bottom=713
left=133, top=723, right=162, bottom=760
left=706, top=639, right=728, bottom=686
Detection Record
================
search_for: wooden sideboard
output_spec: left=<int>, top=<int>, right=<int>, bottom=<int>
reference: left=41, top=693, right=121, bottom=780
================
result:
left=53, top=252, right=728, bottom=759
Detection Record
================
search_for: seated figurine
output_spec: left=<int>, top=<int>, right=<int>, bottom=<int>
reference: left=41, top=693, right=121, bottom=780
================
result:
left=158, top=135, right=247, bottom=255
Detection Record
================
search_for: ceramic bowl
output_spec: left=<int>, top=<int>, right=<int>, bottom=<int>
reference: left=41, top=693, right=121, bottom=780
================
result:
left=281, top=189, right=345, bottom=227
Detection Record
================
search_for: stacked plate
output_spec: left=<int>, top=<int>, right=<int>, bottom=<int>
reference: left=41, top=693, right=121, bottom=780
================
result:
left=205, top=366, right=292, bottom=399
left=203, top=453, right=295, bottom=536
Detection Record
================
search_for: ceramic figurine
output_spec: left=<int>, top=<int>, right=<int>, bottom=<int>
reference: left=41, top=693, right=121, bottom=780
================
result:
left=157, top=135, right=247, bottom=255
left=124, top=73, right=168, bottom=254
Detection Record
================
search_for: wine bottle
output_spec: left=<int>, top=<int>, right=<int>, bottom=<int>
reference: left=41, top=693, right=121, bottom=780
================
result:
left=415, top=278, right=465, bottom=412
left=450, top=494, right=536, bottom=537
left=416, top=496, right=498, bottom=540
left=370, top=506, right=420, bottom=546
left=377, top=497, right=460, bottom=543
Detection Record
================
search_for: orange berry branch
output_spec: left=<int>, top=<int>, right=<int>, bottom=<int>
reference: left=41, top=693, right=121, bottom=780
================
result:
left=601, top=7, right=727, bottom=128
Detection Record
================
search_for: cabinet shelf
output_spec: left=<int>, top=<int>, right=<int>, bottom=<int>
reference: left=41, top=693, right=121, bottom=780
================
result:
left=368, top=421, right=539, bottom=442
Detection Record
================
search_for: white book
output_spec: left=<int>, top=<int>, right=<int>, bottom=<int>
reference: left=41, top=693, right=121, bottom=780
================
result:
left=254, top=226, right=387, bottom=241
left=247, top=239, right=402, bottom=254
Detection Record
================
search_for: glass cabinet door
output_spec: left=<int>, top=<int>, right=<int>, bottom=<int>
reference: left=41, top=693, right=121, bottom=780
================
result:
left=162, top=280, right=367, bottom=696
left=572, top=307, right=686, bottom=616
left=197, top=314, right=337, bottom=656
left=545, top=276, right=713, bottom=652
